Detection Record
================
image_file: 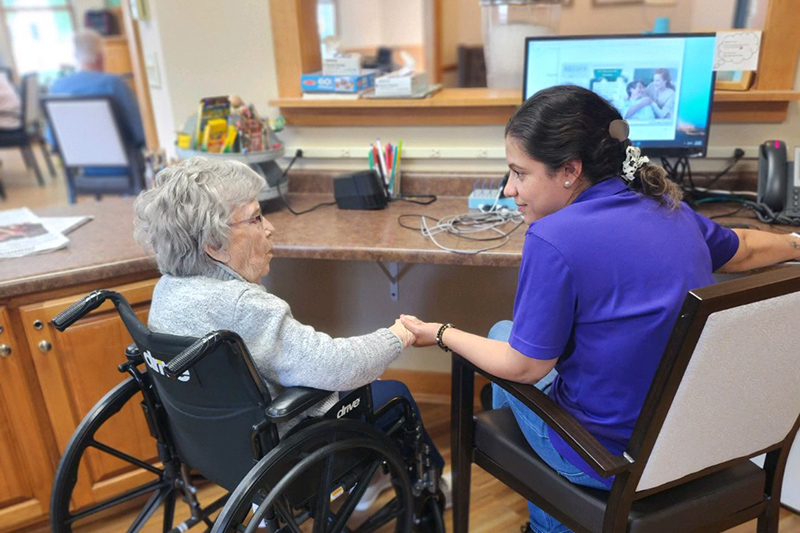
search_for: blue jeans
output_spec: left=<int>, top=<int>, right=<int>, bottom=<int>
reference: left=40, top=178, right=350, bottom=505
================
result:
left=341, top=380, right=444, bottom=472
left=488, top=321, right=609, bottom=533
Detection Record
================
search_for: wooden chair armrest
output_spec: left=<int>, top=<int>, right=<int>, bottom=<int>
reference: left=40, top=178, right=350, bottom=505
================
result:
left=454, top=354, right=632, bottom=477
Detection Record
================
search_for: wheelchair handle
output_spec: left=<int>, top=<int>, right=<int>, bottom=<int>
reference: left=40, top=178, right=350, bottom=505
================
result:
left=52, top=290, right=116, bottom=331
left=164, top=330, right=241, bottom=379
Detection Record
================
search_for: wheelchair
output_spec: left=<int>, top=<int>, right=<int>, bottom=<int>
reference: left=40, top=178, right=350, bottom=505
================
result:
left=49, top=289, right=446, bottom=533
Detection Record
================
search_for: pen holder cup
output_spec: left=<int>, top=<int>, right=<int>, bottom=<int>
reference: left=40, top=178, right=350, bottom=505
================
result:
left=389, top=169, right=401, bottom=198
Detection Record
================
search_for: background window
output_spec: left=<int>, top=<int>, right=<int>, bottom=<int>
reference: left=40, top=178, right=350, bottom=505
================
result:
left=317, top=0, right=337, bottom=55
left=1, top=0, right=75, bottom=84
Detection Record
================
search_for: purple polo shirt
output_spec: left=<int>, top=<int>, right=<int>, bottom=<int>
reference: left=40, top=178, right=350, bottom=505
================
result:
left=509, top=177, right=738, bottom=486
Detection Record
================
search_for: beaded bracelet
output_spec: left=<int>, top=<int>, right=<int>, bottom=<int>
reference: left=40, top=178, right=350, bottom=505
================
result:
left=436, top=323, right=455, bottom=353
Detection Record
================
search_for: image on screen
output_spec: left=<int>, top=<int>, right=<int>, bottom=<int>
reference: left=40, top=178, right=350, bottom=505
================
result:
left=523, top=34, right=717, bottom=158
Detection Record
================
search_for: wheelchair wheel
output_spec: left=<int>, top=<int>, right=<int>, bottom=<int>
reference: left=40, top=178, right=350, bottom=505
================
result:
left=212, top=419, right=414, bottom=533
left=51, top=377, right=225, bottom=532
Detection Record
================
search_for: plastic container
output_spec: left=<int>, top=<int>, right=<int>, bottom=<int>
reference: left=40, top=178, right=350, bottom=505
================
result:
left=481, top=0, right=562, bottom=89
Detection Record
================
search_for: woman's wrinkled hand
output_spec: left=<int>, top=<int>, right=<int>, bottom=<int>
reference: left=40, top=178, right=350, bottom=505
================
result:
left=389, top=319, right=417, bottom=349
left=399, top=315, right=442, bottom=348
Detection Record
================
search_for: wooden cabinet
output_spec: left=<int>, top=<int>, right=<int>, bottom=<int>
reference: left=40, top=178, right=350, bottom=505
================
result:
left=0, top=308, right=53, bottom=532
left=102, top=37, right=135, bottom=93
left=0, top=278, right=158, bottom=532
left=103, top=37, right=133, bottom=74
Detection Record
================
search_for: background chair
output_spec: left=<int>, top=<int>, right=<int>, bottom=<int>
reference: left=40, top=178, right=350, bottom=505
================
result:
left=0, top=72, right=56, bottom=186
left=451, top=266, right=800, bottom=533
left=0, top=66, right=13, bottom=84
left=42, top=95, right=145, bottom=203
left=457, top=45, right=486, bottom=88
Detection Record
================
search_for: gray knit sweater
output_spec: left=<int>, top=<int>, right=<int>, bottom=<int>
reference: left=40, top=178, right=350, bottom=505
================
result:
left=147, top=264, right=403, bottom=419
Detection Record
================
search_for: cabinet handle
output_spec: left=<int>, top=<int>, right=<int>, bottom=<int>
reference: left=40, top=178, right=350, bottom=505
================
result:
left=0, top=344, right=10, bottom=358
left=38, top=340, right=52, bottom=353
left=33, top=319, right=44, bottom=330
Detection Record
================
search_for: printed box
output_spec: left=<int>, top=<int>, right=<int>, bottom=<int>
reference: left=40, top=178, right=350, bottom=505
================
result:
left=322, top=54, right=362, bottom=76
left=300, top=70, right=377, bottom=94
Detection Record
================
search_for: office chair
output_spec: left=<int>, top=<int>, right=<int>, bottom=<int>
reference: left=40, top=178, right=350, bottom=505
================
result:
left=42, top=95, right=146, bottom=203
left=451, top=266, right=800, bottom=533
left=0, top=73, right=56, bottom=186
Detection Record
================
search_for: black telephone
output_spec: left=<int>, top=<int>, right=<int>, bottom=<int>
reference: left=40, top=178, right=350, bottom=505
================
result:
left=757, top=140, right=800, bottom=219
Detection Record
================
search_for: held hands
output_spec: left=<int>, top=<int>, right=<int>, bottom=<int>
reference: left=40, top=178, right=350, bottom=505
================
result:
left=389, top=319, right=417, bottom=349
left=399, top=315, right=442, bottom=348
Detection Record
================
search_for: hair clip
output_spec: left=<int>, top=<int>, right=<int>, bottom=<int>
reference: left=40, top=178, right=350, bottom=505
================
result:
left=609, top=119, right=630, bottom=142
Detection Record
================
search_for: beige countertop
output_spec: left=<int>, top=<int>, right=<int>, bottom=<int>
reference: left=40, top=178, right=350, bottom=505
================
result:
left=1, top=192, right=794, bottom=301
left=0, top=198, right=158, bottom=300
left=0, top=194, right=526, bottom=300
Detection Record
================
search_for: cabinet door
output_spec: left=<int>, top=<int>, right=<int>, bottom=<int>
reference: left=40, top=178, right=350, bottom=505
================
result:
left=0, top=306, right=54, bottom=531
left=19, top=279, right=158, bottom=512
left=102, top=37, right=132, bottom=74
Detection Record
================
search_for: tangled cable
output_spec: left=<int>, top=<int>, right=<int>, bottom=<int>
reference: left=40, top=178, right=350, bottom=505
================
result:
left=398, top=209, right=525, bottom=254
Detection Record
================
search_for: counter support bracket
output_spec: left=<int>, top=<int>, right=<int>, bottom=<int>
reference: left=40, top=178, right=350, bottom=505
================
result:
left=376, top=261, right=408, bottom=301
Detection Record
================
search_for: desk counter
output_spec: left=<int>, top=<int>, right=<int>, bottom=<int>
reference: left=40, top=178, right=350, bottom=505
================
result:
left=0, top=195, right=530, bottom=300
left=1, top=194, right=794, bottom=300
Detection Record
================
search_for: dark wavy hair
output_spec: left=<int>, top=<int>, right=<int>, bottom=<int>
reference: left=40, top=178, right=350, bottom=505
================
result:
left=505, top=85, right=682, bottom=207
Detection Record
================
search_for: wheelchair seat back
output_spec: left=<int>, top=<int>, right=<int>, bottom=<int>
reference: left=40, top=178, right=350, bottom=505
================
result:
left=116, top=300, right=273, bottom=491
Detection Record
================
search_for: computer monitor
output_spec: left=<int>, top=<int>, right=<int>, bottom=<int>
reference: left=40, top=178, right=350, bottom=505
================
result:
left=523, top=33, right=717, bottom=158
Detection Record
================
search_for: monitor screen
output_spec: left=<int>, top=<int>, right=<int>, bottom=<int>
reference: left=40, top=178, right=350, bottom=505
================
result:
left=523, top=33, right=717, bottom=158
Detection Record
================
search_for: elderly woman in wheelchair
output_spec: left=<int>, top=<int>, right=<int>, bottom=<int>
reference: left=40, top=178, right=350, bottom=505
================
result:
left=50, top=157, right=446, bottom=533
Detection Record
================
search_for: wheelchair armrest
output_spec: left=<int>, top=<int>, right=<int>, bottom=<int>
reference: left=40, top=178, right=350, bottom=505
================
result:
left=266, top=387, right=333, bottom=423
left=453, top=354, right=632, bottom=478
left=52, top=290, right=115, bottom=331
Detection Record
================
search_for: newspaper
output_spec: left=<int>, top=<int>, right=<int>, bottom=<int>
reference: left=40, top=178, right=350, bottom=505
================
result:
left=0, top=208, right=92, bottom=259
left=40, top=216, right=94, bottom=236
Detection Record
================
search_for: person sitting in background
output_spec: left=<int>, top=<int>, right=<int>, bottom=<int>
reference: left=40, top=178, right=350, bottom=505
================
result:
left=134, top=157, right=446, bottom=508
left=48, top=28, right=145, bottom=176
left=0, top=73, right=20, bottom=130
left=399, top=85, right=799, bottom=533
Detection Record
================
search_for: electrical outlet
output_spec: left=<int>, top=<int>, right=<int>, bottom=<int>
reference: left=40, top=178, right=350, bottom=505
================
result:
left=477, top=149, right=488, bottom=158
left=339, top=149, right=350, bottom=158
left=430, top=149, right=441, bottom=158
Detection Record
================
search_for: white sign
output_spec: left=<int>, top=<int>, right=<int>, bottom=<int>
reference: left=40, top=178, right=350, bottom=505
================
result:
left=714, top=31, right=762, bottom=72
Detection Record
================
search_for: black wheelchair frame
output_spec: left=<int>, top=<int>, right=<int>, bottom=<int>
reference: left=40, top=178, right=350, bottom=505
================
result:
left=49, top=289, right=445, bottom=533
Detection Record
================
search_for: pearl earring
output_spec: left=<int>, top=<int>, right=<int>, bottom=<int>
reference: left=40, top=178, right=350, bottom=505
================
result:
left=564, top=181, right=571, bottom=188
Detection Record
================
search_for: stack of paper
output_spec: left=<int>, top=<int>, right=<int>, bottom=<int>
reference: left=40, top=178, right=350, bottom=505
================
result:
left=0, top=208, right=93, bottom=259
left=374, top=72, right=429, bottom=98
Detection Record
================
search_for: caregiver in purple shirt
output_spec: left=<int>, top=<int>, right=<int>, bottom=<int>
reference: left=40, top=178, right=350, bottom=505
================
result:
left=400, top=85, right=800, bottom=533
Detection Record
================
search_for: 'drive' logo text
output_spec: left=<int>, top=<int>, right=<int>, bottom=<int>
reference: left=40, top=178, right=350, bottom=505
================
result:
left=143, top=350, right=190, bottom=382
left=336, top=397, right=360, bottom=418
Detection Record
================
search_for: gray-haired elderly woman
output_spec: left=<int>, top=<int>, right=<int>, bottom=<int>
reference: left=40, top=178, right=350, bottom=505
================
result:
left=134, top=157, right=444, bottom=477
